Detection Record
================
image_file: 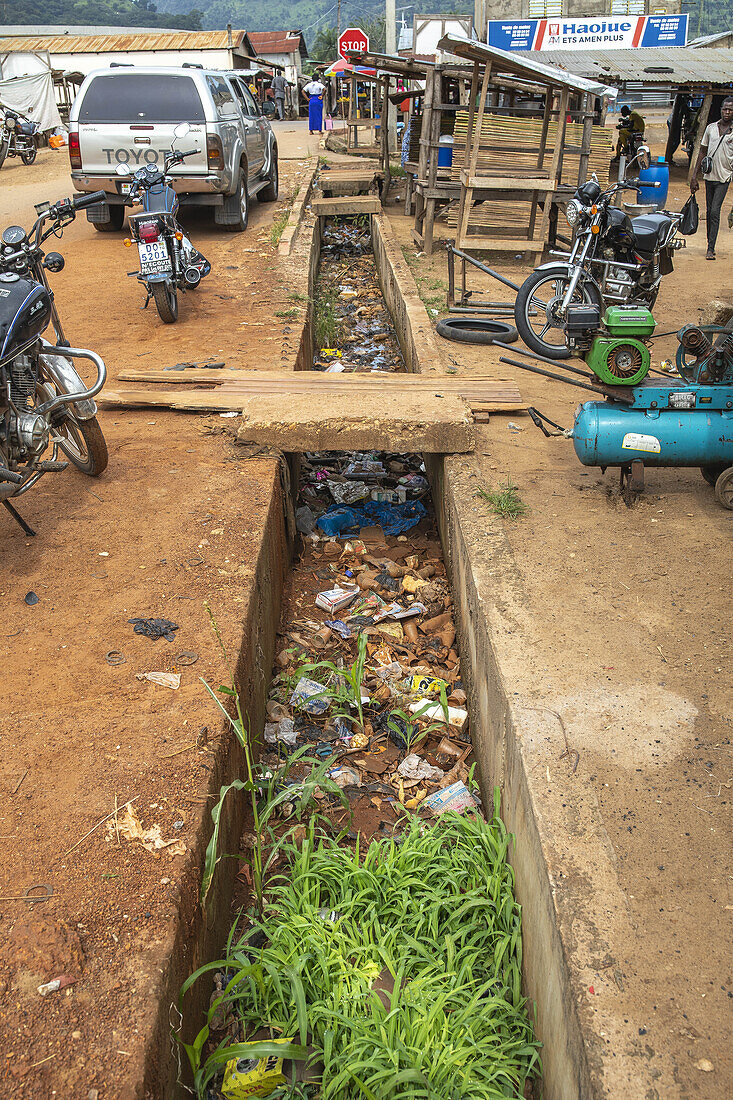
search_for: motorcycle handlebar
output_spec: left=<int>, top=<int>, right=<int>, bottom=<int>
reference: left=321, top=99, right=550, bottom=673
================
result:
left=72, top=190, right=107, bottom=210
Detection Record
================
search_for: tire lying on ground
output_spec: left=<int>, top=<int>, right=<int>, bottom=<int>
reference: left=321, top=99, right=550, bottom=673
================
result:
left=435, top=317, right=518, bottom=345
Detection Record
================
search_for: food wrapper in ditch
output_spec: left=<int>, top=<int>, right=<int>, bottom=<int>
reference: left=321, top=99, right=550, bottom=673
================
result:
left=221, top=1039, right=293, bottom=1098
left=315, top=585, right=359, bottom=615
left=423, top=781, right=477, bottom=817
left=289, top=676, right=329, bottom=715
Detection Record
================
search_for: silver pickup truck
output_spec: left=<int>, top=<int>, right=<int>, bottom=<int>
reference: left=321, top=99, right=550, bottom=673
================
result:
left=68, top=66, right=278, bottom=232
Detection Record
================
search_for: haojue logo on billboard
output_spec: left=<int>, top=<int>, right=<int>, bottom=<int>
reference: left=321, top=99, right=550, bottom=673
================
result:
left=487, top=13, right=688, bottom=51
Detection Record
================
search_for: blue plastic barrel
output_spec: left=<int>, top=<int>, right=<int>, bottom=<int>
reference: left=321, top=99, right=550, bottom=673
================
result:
left=438, top=135, right=454, bottom=167
left=637, top=157, right=669, bottom=208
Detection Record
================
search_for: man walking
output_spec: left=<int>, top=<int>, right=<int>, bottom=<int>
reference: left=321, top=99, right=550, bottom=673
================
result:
left=691, top=96, right=733, bottom=260
left=272, top=72, right=289, bottom=120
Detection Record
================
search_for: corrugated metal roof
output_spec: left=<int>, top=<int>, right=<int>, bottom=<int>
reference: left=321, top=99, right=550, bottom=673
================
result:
left=249, top=31, right=306, bottom=56
left=515, top=46, right=733, bottom=86
left=438, top=33, right=618, bottom=98
left=0, top=31, right=251, bottom=55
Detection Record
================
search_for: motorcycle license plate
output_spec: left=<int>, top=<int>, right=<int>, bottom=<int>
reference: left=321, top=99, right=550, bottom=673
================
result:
left=138, top=241, right=172, bottom=275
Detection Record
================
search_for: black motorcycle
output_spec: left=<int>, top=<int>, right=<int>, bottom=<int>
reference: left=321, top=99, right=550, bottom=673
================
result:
left=115, top=123, right=210, bottom=324
left=0, top=191, right=109, bottom=535
left=514, top=150, right=687, bottom=359
left=0, top=107, right=39, bottom=168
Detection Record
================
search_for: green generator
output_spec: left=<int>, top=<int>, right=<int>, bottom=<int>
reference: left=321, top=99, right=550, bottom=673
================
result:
left=565, top=304, right=655, bottom=386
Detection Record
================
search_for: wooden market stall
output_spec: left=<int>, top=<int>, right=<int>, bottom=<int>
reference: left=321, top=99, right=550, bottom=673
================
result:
left=413, top=35, right=617, bottom=257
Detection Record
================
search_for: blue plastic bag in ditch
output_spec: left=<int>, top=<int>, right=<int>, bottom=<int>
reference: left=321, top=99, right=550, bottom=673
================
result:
left=316, top=507, right=361, bottom=537
left=316, top=500, right=426, bottom=538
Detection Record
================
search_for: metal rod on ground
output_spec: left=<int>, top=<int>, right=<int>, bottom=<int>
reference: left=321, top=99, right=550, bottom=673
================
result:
left=498, top=356, right=634, bottom=403
left=493, top=340, right=594, bottom=378
left=448, top=244, right=523, bottom=293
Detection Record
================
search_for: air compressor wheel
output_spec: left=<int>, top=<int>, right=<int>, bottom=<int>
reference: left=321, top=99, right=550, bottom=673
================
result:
left=607, top=343, right=643, bottom=380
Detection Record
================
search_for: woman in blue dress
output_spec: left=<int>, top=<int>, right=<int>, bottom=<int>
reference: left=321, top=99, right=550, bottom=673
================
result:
left=303, top=78, right=326, bottom=134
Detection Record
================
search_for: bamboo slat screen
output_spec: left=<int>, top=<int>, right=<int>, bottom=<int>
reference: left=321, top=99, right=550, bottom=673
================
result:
left=451, top=111, right=613, bottom=187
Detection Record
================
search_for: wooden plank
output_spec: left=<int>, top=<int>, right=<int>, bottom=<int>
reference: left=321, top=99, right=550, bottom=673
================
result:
left=311, top=196, right=381, bottom=215
left=460, top=172, right=556, bottom=191
left=116, top=368, right=520, bottom=391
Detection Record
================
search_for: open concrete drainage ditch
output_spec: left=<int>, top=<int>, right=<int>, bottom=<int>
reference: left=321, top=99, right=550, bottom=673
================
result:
left=164, top=208, right=601, bottom=1100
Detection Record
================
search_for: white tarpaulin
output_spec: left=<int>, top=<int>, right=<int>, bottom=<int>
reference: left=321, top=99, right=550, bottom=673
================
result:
left=0, top=70, right=61, bottom=132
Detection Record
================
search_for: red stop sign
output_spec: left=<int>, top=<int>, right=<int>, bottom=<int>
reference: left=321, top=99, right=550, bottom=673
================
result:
left=338, top=27, right=369, bottom=58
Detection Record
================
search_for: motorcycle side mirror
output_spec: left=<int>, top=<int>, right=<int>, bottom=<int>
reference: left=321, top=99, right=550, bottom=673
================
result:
left=173, top=122, right=190, bottom=140
left=115, top=164, right=131, bottom=177
left=34, top=200, right=51, bottom=215
left=637, top=145, right=651, bottom=170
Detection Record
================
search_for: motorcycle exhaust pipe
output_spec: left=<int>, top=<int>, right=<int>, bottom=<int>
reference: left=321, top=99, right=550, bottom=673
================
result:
left=184, top=266, right=201, bottom=288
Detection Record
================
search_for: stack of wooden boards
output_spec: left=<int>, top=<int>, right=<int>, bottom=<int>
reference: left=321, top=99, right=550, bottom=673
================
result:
left=98, top=368, right=525, bottom=453
left=100, top=368, right=524, bottom=418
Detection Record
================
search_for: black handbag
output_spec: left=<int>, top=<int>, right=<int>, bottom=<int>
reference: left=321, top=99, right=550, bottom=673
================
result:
left=701, top=131, right=726, bottom=176
left=679, top=194, right=699, bottom=236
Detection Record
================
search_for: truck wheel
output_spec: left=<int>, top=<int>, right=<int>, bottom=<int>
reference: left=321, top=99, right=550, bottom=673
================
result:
left=258, top=156, right=278, bottom=202
left=217, top=173, right=248, bottom=232
left=90, top=204, right=125, bottom=232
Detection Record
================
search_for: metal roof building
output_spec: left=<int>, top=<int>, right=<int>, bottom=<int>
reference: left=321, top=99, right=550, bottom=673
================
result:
left=513, top=46, right=733, bottom=90
left=0, top=30, right=257, bottom=75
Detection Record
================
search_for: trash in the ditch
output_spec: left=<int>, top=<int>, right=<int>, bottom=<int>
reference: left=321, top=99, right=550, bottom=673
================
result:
left=221, top=1038, right=294, bottom=1098
left=264, top=718, right=297, bottom=747
left=328, top=480, right=370, bottom=504
left=324, top=619, right=352, bottom=639
left=108, top=805, right=186, bottom=856
left=410, top=673, right=448, bottom=695
left=397, top=754, right=444, bottom=782
left=289, top=677, right=330, bottom=715
left=128, top=617, right=179, bottom=642
left=295, top=505, right=317, bottom=535
left=423, top=780, right=477, bottom=817
left=318, top=500, right=427, bottom=538
left=136, top=671, right=181, bottom=690
left=409, top=699, right=468, bottom=731
left=327, top=763, right=362, bottom=788
left=315, top=585, right=359, bottom=614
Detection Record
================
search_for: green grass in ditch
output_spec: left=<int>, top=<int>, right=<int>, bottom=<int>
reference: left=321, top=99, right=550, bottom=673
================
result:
left=180, top=798, right=541, bottom=1098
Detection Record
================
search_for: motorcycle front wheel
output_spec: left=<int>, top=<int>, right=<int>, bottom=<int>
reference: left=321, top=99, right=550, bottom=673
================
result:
left=515, top=264, right=603, bottom=360
left=21, top=146, right=37, bottom=165
left=54, top=413, right=108, bottom=476
left=151, top=281, right=179, bottom=324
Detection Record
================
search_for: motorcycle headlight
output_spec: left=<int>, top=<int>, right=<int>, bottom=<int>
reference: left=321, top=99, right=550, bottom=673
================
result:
left=5, top=117, right=17, bottom=131
left=565, top=199, right=583, bottom=228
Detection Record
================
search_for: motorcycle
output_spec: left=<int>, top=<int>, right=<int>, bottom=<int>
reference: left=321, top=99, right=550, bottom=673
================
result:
left=0, top=107, right=40, bottom=168
left=0, top=190, right=109, bottom=536
left=116, top=123, right=210, bottom=324
left=514, top=149, right=687, bottom=359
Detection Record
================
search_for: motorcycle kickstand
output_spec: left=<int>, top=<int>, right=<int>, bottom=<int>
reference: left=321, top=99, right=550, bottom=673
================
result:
left=141, top=291, right=152, bottom=311
left=3, top=500, right=36, bottom=536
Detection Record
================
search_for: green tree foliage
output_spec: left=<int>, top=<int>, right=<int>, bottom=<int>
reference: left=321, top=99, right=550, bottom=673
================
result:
left=8, top=0, right=203, bottom=31
left=681, top=0, right=733, bottom=37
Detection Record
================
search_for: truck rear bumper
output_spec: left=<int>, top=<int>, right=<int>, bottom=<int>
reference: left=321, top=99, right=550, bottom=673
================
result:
left=71, top=173, right=227, bottom=203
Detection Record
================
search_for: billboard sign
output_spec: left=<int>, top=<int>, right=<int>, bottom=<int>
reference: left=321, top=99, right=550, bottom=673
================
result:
left=338, top=27, right=369, bottom=58
left=487, top=13, right=688, bottom=51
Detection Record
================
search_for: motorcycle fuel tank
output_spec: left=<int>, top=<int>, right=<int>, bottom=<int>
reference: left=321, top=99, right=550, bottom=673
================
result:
left=0, top=274, right=52, bottom=365
left=573, top=399, right=733, bottom=467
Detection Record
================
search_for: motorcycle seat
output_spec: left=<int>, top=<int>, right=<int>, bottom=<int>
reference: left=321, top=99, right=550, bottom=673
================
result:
left=631, top=212, right=672, bottom=254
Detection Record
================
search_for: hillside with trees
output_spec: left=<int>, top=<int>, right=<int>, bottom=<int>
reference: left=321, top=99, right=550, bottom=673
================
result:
left=7, top=0, right=203, bottom=31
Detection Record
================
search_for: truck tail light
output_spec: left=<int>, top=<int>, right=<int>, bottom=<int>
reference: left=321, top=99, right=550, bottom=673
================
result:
left=139, top=221, right=160, bottom=243
left=206, top=133, right=223, bottom=169
left=68, top=131, right=81, bottom=170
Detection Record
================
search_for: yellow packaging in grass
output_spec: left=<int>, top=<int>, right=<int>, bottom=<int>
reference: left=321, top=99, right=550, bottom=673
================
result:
left=221, top=1040, right=292, bottom=1098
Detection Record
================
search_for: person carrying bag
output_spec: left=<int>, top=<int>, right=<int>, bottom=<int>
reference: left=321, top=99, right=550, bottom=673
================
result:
left=690, top=96, right=733, bottom=260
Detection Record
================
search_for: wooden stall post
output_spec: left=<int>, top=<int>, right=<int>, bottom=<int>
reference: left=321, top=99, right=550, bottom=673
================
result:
left=688, top=92, right=713, bottom=186
left=423, top=66, right=446, bottom=253
left=578, top=91, right=594, bottom=184
left=456, top=60, right=491, bottom=249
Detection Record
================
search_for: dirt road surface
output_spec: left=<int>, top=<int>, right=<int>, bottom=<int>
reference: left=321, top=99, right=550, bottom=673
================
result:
left=0, top=130, right=313, bottom=1097
left=390, top=160, right=732, bottom=1097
